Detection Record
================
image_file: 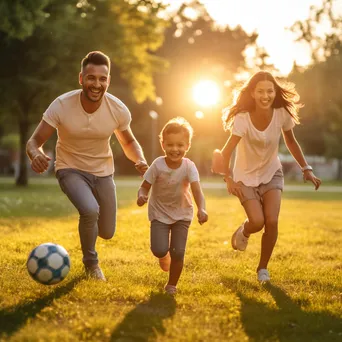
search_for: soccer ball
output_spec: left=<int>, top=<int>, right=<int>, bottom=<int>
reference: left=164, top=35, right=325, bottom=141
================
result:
left=27, top=243, right=71, bottom=285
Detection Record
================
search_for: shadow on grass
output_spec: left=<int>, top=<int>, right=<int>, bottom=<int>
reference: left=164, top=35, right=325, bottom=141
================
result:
left=0, top=276, right=82, bottom=339
left=222, top=277, right=342, bottom=342
left=110, top=292, right=176, bottom=342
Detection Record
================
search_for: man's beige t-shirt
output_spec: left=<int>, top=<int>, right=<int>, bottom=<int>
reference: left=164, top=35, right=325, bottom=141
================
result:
left=232, top=108, right=295, bottom=187
left=43, top=89, right=131, bottom=176
left=143, top=157, right=200, bottom=224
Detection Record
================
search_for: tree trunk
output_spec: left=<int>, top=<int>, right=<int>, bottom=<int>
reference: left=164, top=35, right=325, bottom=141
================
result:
left=16, top=117, right=29, bottom=186
left=337, top=159, right=342, bottom=180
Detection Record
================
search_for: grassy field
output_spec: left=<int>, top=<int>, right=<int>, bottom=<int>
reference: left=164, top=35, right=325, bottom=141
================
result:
left=0, top=178, right=341, bottom=342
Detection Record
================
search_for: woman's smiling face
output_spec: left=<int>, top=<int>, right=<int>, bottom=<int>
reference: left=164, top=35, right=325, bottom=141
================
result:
left=251, top=80, right=276, bottom=111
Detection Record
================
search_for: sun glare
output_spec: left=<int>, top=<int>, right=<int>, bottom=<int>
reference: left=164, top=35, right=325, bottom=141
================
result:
left=195, top=110, right=204, bottom=119
left=192, top=80, right=220, bottom=107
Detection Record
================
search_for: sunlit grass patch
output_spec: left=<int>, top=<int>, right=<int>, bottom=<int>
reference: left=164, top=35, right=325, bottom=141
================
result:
left=0, top=179, right=341, bottom=341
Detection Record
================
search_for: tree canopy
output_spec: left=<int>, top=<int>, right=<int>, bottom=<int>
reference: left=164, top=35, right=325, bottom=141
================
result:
left=289, top=0, right=342, bottom=178
left=0, top=0, right=168, bottom=185
left=144, top=1, right=257, bottom=169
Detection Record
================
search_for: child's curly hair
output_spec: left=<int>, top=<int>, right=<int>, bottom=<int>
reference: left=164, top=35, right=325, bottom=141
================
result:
left=159, top=117, right=194, bottom=144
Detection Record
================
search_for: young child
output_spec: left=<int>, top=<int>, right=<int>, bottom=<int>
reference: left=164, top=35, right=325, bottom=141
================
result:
left=137, top=117, right=208, bottom=295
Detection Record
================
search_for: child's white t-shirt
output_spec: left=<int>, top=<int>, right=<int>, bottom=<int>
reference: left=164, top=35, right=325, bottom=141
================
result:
left=43, top=89, right=131, bottom=176
left=232, top=108, right=295, bottom=187
left=143, top=156, right=200, bottom=224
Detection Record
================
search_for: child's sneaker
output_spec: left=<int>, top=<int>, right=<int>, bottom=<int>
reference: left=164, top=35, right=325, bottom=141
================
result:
left=85, top=265, right=106, bottom=281
left=159, top=252, right=171, bottom=272
left=164, top=284, right=177, bottom=296
left=257, top=269, right=270, bottom=283
left=231, top=223, right=249, bottom=251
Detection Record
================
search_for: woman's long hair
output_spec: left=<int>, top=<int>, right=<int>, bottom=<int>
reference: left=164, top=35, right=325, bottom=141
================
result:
left=222, top=71, right=303, bottom=131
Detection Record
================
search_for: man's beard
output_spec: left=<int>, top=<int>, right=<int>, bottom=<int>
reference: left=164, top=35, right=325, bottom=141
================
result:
left=83, top=86, right=104, bottom=103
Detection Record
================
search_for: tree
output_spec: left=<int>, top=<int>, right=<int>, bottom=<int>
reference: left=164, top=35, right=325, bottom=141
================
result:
left=290, top=0, right=342, bottom=63
left=0, top=0, right=50, bottom=40
left=0, top=0, right=167, bottom=185
left=289, top=0, right=342, bottom=178
left=291, top=45, right=342, bottom=178
left=147, top=1, right=257, bottom=169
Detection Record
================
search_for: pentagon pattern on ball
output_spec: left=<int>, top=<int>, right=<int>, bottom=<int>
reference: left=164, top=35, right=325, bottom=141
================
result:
left=27, top=243, right=71, bottom=285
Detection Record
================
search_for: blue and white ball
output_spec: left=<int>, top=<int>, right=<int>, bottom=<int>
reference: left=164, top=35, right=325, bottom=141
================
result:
left=27, top=243, right=71, bottom=285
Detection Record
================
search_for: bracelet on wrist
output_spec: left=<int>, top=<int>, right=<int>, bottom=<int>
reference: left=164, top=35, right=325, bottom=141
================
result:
left=301, top=165, right=313, bottom=172
left=223, top=175, right=233, bottom=182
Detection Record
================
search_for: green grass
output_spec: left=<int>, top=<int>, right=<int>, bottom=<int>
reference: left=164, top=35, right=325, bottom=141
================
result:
left=0, top=179, right=341, bottom=341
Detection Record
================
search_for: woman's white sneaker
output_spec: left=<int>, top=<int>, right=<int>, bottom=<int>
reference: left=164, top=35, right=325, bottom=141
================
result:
left=257, top=269, right=270, bottom=282
left=231, top=224, right=249, bottom=251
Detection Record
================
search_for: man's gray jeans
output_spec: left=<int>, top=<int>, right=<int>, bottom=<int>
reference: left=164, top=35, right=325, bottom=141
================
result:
left=56, top=168, right=117, bottom=267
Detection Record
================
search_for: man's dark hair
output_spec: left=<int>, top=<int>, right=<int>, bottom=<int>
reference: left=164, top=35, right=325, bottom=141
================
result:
left=81, top=51, right=111, bottom=73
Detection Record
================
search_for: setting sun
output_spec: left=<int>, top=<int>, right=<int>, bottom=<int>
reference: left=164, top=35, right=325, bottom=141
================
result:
left=192, top=80, right=220, bottom=107
left=195, top=110, right=204, bottom=119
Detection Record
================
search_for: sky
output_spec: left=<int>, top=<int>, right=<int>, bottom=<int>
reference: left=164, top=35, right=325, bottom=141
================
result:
left=161, top=0, right=342, bottom=75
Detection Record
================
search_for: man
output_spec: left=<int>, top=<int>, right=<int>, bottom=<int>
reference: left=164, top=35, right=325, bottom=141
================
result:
left=26, top=51, right=148, bottom=281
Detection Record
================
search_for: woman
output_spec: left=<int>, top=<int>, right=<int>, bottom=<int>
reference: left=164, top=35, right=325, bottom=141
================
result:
left=212, top=71, right=321, bottom=282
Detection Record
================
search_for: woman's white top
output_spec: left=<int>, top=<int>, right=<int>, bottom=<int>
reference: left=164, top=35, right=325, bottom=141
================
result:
left=232, top=108, right=295, bottom=187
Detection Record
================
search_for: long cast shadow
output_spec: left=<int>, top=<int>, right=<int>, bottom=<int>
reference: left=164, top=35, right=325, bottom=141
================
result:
left=222, top=277, right=342, bottom=342
left=111, top=292, right=176, bottom=342
left=0, top=276, right=82, bottom=339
